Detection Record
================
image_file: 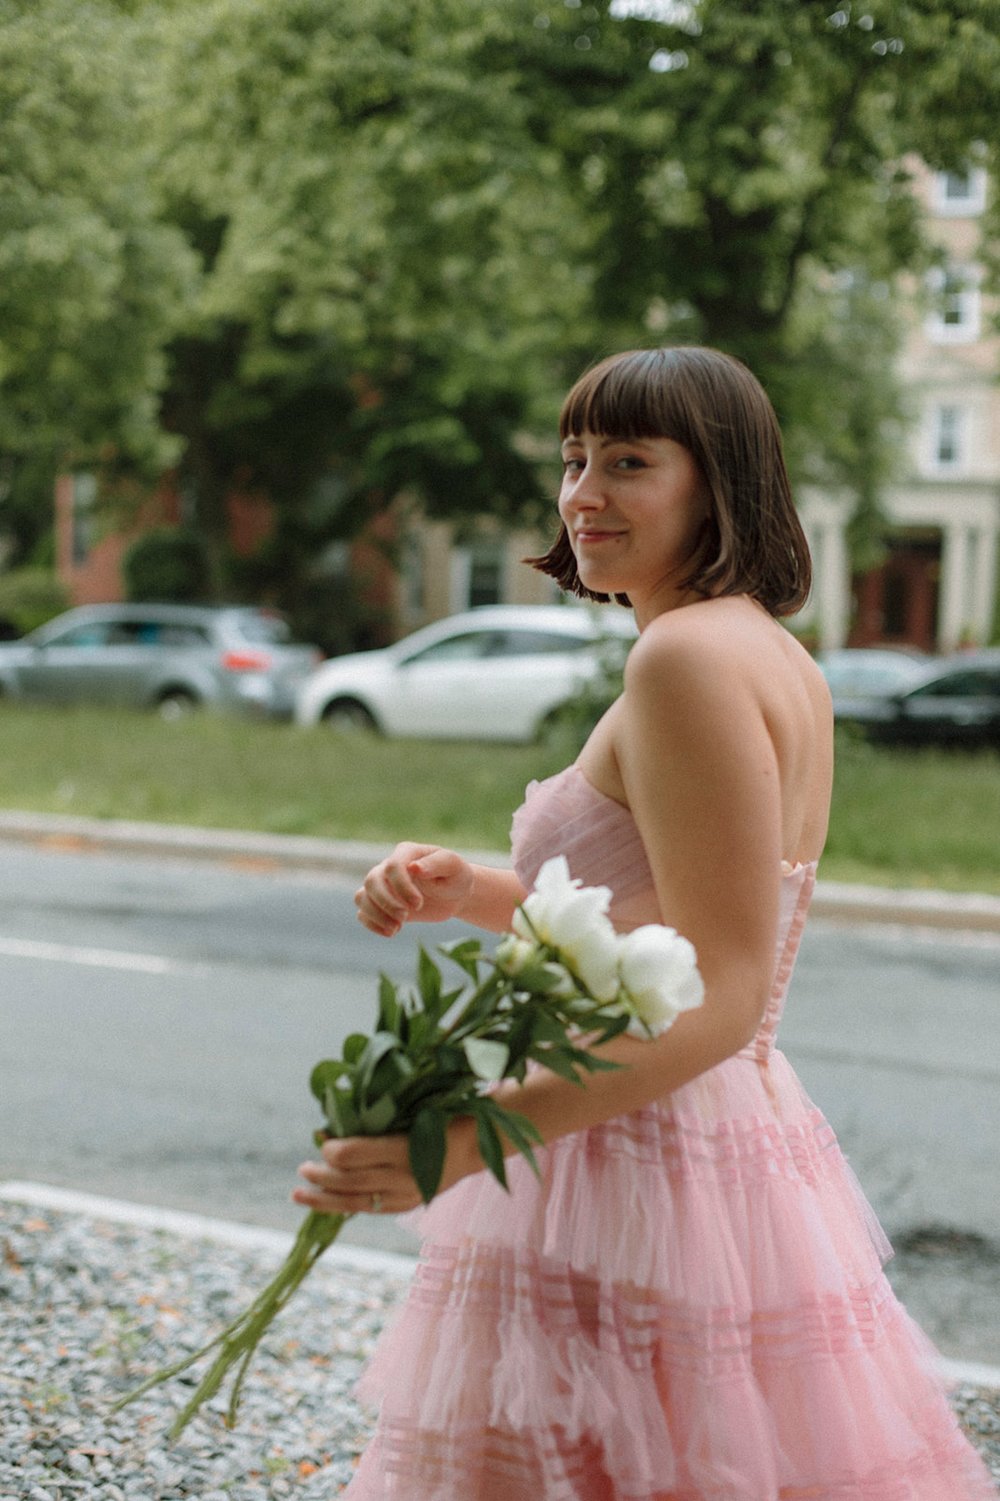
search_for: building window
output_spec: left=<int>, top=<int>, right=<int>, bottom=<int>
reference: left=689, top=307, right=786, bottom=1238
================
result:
left=467, top=539, right=505, bottom=608
left=931, top=405, right=964, bottom=470
left=932, top=167, right=987, bottom=216
left=926, top=266, right=981, bottom=343
left=71, top=473, right=97, bottom=565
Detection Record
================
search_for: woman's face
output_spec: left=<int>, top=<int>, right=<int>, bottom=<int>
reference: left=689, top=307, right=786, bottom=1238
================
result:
left=558, top=430, right=711, bottom=621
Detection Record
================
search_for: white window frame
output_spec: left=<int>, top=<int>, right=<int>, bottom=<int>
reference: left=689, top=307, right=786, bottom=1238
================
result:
left=931, top=167, right=987, bottom=217
left=928, top=403, right=965, bottom=473
left=925, top=265, right=981, bottom=344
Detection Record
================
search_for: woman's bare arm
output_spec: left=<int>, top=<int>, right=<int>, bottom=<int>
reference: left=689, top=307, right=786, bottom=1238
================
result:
left=302, top=612, right=788, bottom=1217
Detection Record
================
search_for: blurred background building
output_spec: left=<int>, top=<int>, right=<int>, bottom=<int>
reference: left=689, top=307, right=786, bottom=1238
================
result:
left=798, top=161, right=999, bottom=652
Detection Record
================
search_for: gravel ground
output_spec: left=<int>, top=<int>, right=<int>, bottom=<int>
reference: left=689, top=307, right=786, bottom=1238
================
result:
left=1, top=1201, right=997, bottom=1500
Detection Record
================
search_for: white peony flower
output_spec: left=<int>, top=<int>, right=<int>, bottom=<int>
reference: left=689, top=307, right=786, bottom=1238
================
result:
left=512, top=855, right=621, bottom=1002
left=616, top=924, right=704, bottom=1036
left=494, top=934, right=539, bottom=977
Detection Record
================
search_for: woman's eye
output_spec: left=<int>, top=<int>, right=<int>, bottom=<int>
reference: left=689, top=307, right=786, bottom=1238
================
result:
left=613, top=454, right=645, bottom=470
left=562, top=457, right=584, bottom=473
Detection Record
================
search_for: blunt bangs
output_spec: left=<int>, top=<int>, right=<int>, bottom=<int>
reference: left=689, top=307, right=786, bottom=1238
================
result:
left=559, top=349, right=692, bottom=446
left=532, top=345, right=813, bottom=618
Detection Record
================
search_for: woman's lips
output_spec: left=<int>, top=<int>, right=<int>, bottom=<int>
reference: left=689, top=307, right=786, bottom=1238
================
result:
left=575, top=530, right=624, bottom=544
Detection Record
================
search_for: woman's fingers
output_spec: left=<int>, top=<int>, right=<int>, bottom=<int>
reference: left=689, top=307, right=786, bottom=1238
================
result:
left=354, top=844, right=439, bottom=933
left=293, top=1135, right=421, bottom=1215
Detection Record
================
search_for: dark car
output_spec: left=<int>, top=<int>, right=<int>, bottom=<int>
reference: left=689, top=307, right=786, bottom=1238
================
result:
left=816, top=647, right=933, bottom=725
left=0, top=603, right=320, bottom=718
left=859, top=650, right=1000, bottom=748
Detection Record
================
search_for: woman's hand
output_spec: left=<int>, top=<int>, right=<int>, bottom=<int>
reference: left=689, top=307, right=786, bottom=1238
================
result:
left=355, top=843, right=474, bottom=936
left=293, top=1121, right=480, bottom=1216
left=294, top=1134, right=424, bottom=1217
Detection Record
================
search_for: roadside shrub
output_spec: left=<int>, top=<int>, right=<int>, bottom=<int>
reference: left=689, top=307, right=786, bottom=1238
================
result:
left=123, top=527, right=212, bottom=603
left=541, top=630, right=628, bottom=751
left=0, top=567, right=70, bottom=634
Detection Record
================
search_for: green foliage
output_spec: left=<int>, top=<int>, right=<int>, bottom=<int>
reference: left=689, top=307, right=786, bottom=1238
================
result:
left=0, top=567, right=69, bottom=634
left=0, top=0, right=195, bottom=472
left=137, top=0, right=583, bottom=584
left=122, top=527, right=213, bottom=603
left=542, top=621, right=630, bottom=751
left=3, top=0, right=1000, bottom=604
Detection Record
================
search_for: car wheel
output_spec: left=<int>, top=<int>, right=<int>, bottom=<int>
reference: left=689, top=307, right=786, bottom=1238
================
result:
left=157, top=689, right=199, bottom=721
left=320, top=698, right=380, bottom=734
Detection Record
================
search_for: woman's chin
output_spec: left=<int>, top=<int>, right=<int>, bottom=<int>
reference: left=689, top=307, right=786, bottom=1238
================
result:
left=578, top=565, right=625, bottom=597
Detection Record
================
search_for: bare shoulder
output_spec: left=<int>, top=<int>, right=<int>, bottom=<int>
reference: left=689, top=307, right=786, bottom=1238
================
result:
left=622, top=598, right=832, bottom=773
left=626, top=598, right=775, bottom=696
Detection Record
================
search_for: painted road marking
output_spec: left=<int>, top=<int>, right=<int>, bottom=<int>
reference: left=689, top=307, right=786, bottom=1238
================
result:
left=0, top=935, right=182, bottom=974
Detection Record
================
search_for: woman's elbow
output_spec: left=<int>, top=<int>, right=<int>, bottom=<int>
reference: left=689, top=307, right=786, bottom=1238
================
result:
left=701, top=979, right=771, bottom=1060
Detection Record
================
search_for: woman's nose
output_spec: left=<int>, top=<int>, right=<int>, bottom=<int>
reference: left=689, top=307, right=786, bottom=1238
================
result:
left=562, top=464, right=605, bottom=511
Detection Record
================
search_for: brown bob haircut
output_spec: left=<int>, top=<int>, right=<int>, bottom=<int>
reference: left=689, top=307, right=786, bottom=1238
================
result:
left=529, top=346, right=811, bottom=618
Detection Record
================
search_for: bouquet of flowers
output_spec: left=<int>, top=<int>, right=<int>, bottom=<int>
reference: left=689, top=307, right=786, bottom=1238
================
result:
left=113, top=856, right=702, bottom=1439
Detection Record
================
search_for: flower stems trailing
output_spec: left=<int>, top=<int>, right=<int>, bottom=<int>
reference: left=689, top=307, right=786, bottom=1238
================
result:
left=112, top=856, right=702, bottom=1438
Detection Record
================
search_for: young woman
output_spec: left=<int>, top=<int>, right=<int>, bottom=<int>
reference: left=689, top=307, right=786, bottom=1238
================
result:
left=295, top=348, right=994, bottom=1499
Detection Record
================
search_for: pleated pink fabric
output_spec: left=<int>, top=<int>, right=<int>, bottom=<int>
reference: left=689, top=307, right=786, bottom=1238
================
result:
left=342, top=766, right=996, bottom=1500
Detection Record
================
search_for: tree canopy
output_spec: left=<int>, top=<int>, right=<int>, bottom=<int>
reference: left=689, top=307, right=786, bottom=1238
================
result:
left=1, top=0, right=998, bottom=607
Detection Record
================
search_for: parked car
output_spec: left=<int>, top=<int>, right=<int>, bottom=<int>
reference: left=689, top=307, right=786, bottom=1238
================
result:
left=857, top=650, right=1000, bottom=747
left=0, top=603, right=320, bottom=718
left=295, top=604, right=637, bottom=742
left=816, top=648, right=933, bottom=724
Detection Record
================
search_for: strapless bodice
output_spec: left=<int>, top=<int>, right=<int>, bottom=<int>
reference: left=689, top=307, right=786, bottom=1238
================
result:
left=510, top=764, right=816, bottom=1057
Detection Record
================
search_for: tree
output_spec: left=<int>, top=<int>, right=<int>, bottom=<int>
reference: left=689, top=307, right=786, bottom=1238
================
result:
left=483, top=0, right=999, bottom=543
left=136, top=0, right=591, bottom=604
left=0, top=0, right=195, bottom=562
left=4, top=0, right=999, bottom=602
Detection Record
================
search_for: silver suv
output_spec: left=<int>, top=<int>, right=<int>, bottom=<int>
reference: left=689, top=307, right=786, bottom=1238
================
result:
left=0, top=604, right=320, bottom=718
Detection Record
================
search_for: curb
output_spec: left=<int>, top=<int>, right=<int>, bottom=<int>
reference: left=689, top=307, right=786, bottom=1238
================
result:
left=2, top=1180, right=998, bottom=1392
left=1, top=808, right=999, bottom=934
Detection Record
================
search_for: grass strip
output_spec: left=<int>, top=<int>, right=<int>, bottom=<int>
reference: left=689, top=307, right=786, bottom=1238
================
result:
left=0, top=704, right=997, bottom=894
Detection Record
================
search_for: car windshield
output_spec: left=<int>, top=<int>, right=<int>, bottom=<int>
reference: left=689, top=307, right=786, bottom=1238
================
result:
left=235, top=614, right=293, bottom=645
left=820, top=656, right=926, bottom=695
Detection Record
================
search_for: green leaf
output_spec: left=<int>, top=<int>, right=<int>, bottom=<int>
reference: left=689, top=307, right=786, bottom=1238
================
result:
left=417, top=947, right=442, bottom=1010
left=359, top=1032, right=402, bottom=1094
left=310, top=1059, right=347, bottom=1102
left=462, top=1037, right=510, bottom=1082
left=323, top=1086, right=359, bottom=1139
left=482, top=1100, right=543, bottom=1177
left=524, top=1008, right=572, bottom=1045
left=439, top=938, right=483, bottom=980
left=359, top=1092, right=398, bottom=1134
left=377, top=976, right=401, bottom=1035
left=408, top=1107, right=448, bottom=1203
left=368, top=1048, right=415, bottom=1100
left=473, top=1110, right=508, bottom=1191
left=531, top=1048, right=586, bottom=1086
left=342, top=1033, right=368, bottom=1065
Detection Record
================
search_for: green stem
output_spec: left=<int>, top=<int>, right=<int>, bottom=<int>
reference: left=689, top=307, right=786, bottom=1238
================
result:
left=112, top=1210, right=346, bottom=1437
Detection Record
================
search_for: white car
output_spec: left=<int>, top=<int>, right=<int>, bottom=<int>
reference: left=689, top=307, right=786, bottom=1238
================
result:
left=295, top=605, right=637, bottom=742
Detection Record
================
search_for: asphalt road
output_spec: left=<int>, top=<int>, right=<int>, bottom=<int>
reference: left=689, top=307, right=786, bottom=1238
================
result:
left=0, top=842, right=998, bottom=1359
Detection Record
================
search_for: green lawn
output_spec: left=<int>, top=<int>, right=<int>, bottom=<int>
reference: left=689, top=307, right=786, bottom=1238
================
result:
left=0, top=704, right=997, bottom=893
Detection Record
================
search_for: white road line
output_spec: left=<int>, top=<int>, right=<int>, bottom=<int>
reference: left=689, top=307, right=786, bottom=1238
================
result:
left=0, top=935, right=183, bottom=974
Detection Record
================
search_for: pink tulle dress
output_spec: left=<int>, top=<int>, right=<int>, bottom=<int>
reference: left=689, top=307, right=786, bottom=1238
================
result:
left=343, top=766, right=996, bottom=1500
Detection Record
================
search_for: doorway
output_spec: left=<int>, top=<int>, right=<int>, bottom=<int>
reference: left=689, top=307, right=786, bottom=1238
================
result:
left=849, top=531, right=941, bottom=651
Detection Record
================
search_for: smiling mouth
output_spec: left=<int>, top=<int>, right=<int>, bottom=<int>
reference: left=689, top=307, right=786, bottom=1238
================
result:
left=575, top=530, right=624, bottom=543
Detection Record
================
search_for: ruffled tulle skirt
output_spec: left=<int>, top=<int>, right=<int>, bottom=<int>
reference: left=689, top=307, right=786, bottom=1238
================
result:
left=341, top=1051, right=995, bottom=1499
